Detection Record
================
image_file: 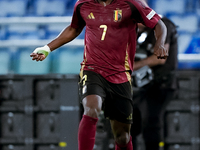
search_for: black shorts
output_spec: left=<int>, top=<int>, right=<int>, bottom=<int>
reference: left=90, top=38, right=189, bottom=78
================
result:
left=79, top=70, right=133, bottom=124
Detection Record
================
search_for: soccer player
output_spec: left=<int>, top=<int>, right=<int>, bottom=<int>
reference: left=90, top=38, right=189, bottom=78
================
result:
left=30, top=0, right=168, bottom=149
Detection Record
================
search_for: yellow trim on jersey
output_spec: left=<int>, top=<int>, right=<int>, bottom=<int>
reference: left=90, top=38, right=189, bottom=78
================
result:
left=124, top=45, right=131, bottom=84
left=79, top=45, right=87, bottom=79
left=79, top=63, right=84, bottom=79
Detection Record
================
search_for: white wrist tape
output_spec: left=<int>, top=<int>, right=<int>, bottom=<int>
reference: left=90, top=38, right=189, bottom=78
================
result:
left=33, top=45, right=51, bottom=57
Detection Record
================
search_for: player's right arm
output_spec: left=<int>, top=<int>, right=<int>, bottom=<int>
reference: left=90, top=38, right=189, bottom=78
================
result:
left=48, top=25, right=83, bottom=51
left=30, top=25, right=83, bottom=61
left=30, top=0, right=85, bottom=61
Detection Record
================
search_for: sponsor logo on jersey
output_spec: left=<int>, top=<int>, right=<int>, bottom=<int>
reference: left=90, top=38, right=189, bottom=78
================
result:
left=114, top=9, right=122, bottom=22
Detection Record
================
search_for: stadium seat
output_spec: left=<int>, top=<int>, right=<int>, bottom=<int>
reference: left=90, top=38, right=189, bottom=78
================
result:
left=76, top=27, right=86, bottom=39
left=167, top=13, right=199, bottom=33
left=186, top=0, right=200, bottom=13
left=16, top=47, right=51, bottom=74
left=0, top=48, right=11, bottom=74
left=0, top=0, right=27, bottom=17
left=151, top=0, right=186, bottom=15
left=52, top=47, right=83, bottom=74
left=177, top=32, right=194, bottom=70
left=66, top=0, right=76, bottom=9
left=45, top=24, right=68, bottom=39
left=178, top=32, right=193, bottom=54
left=195, top=0, right=200, bottom=10
left=34, top=0, right=67, bottom=16
left=6, top=24, right=40, bottom=40
left=185, top=34, right=200, bottom=54
left=0, top=25, right=7, bottom=40
left=177, top=32, right=200, bottom=69
left=65, top=0, right=76, bottom=15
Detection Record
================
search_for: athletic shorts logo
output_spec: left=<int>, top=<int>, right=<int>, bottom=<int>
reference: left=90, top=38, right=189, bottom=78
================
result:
left=114, top=9, right=122, bottom=22
left=127, top=113, right=132, bottom=120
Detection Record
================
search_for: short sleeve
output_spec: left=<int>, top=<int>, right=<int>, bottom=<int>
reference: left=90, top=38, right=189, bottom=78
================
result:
left=128, top=0, right=161, bottom=29
left=70, top=2, right=86, bottom=29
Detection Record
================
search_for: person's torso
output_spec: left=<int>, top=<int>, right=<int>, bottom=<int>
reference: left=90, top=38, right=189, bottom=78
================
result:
left=137, top=17, right=178, bottom=89
left=72, top=0, right=160, bottom=83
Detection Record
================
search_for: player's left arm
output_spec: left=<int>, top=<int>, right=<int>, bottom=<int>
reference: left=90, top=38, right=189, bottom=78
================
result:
left=153, top=19, right=168, bottom=59
left=133, top=43, right=169, bottom=70
left=129, top=0, right=168, bottom=59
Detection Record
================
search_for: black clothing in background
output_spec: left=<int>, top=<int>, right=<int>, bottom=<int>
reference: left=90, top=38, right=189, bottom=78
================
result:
left=131, top=17, right=178, bottom=150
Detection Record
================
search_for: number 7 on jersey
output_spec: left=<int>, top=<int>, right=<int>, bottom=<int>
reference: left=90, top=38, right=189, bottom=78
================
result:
left=100, top=25, right=107, bottom=41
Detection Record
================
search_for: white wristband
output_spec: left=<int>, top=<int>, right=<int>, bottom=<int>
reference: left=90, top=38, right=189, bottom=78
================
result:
left=33, top=45, right=51, bottom=57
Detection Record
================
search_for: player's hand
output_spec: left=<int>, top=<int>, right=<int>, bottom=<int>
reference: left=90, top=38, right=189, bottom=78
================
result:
left=153, top=44, right=168, bottom=59
left=30, top=45, right=51, bottom=61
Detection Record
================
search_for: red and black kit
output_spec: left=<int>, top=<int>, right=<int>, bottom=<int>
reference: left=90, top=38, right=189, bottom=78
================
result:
left=71, top=0, right=160, bottom=84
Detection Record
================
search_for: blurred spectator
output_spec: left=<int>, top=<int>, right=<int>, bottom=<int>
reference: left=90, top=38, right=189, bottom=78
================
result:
left=130, top=15, right=179, bottom=150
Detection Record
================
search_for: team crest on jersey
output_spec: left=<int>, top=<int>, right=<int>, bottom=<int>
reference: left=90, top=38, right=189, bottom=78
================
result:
left=113, top=9, right=122, bottom=22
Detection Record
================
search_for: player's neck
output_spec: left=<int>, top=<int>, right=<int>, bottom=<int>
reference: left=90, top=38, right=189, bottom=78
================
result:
left=97, top=0, right=113, bottom=6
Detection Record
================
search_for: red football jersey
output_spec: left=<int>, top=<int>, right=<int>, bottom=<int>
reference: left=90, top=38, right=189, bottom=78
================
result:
left=71, top=0, right=160, bottom=83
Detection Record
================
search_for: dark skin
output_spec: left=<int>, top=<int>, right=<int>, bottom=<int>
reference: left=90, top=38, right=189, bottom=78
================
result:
left=30, top=26, right=83, bottom=61
left=133, top=23, right=169, bottom=70
left=97, top=0, right=113, bottom=6
left=30, top=1, right=167, bottom=145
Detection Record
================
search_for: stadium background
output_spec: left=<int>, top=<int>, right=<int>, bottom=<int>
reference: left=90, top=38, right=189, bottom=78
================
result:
left=0, top=0, right=199, bottom=150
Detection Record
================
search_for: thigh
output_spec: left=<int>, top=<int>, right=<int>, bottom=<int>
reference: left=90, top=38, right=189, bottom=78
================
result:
left=79, top=71, right=107, bottom=117
left=104, top=82, right=133, bottom=124
left=110, top=119, right=131, bottom=138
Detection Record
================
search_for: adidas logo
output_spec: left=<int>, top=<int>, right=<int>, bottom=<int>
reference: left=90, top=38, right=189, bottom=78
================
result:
left=127, top=113, right=132, bottom=120
left=87, top=12, right=95, bottom=19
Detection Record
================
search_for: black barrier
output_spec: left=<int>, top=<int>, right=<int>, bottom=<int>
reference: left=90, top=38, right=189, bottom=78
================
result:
left=163, top=71, right=200, bottom=150
left=0, top=71, right=199, bottom=150
left=0, top=74, right=80, bottom=150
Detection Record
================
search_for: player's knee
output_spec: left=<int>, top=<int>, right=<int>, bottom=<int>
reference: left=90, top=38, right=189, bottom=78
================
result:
left=82, top=95, right=102, bottom=118
left=84, top=107, right=101, bottom=118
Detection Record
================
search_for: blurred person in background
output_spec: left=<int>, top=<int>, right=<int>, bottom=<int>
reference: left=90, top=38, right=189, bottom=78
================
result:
left=130, top=5, right=178, bottom=150
left=30, top=0, right=168, bottom=149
